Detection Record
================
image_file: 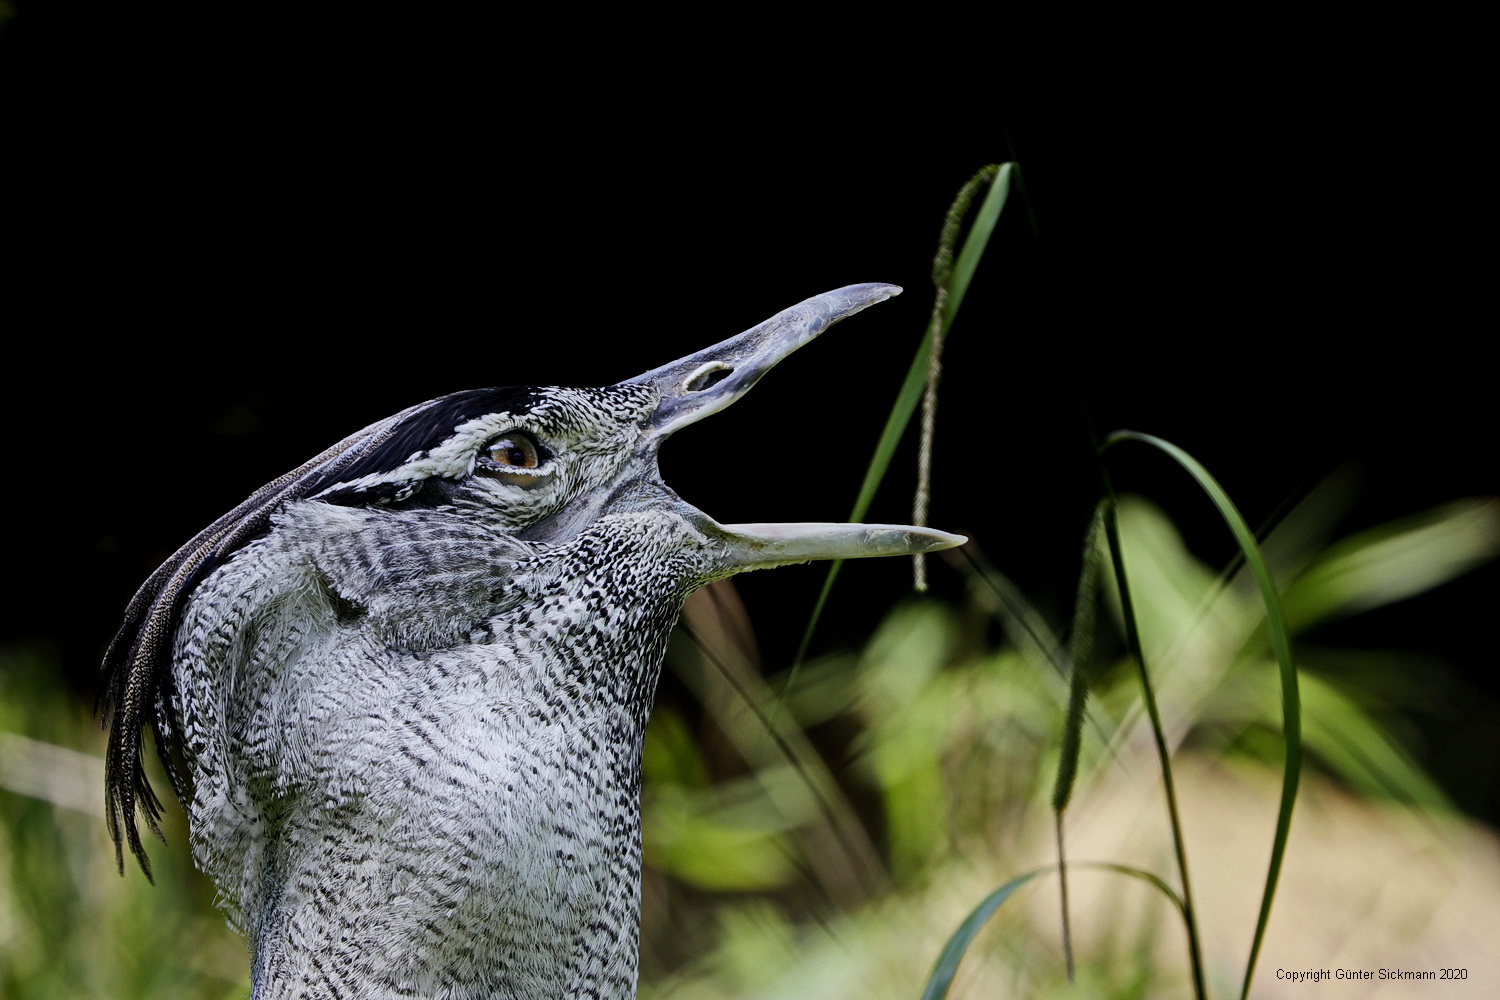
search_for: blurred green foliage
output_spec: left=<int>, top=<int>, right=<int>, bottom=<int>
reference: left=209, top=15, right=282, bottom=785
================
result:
left=635, top=488, right=1499, bottom=997
left=0, top=649, right=249, bottom=998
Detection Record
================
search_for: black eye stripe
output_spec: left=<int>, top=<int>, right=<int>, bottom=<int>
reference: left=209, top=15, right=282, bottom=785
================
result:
left=304, top=387, right=545, bottom=500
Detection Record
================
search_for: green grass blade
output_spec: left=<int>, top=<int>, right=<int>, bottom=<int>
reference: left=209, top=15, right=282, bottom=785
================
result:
left=955, top=544, right=1069, bottom=677
left=847, top=162, right=1015, bottom=534
left=1099, top=492, right=1209, bottom=1000
left=781, top=164, right=1018, bottom=692
left=921, top=861, right=1188, bottom=999
left=1103, top=431, right=1303, bottom=1000
left=921, top=867, right=1046, bottom=1000
left=1078, top=862, right=1187, bottom=918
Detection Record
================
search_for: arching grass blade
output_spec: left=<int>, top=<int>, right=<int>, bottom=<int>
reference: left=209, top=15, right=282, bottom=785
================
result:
left=1103, top=431, right=1303, bottom=1000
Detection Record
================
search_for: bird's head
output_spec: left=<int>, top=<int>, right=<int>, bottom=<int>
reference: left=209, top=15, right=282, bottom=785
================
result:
left=101, top=282, right=964, bottom=872
left=255, top=281, right=963, bottom=577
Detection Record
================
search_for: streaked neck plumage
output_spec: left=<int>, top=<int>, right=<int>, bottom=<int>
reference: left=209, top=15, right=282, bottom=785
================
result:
left=182, top=502, right=698, bottom=998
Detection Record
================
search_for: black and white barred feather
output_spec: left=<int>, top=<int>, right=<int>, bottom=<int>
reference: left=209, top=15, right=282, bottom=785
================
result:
left=99, top=386, right=542, bottom=875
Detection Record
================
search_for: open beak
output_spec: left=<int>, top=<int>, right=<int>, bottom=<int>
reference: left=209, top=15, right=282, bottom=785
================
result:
left=625, top=283, right=966, bottom=571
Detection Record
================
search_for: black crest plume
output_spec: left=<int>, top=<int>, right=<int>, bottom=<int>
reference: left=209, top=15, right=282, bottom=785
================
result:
left=98, top=387, right=537, bottom=875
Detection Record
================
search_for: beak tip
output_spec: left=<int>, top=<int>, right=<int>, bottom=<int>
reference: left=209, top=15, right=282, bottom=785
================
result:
left=842, top=282, right=903, bottom=312
left=914, top=528, right=968, bottom=553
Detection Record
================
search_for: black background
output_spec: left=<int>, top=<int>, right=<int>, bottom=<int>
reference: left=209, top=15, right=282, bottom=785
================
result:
left=3, top=7, right=1494, bottom=817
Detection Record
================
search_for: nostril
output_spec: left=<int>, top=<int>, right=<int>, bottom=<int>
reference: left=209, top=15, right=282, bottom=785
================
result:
left=684, top=363, right=733, bottom=392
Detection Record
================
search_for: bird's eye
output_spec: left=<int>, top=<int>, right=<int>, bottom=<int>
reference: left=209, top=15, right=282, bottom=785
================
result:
left=485, top=433, right=541, bottom=469
left=477, top=431, right=550, bottom=483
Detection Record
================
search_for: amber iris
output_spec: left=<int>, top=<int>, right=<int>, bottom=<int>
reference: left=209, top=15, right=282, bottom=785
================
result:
left=484, top=433, right=542, bottom=470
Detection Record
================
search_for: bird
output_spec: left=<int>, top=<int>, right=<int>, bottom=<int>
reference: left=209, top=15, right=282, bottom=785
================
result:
left=99, top=282, right=965, bottom=999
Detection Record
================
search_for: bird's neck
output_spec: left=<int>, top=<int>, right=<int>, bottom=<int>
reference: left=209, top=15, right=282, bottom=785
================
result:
left=179, top=506, right=703, bottom=999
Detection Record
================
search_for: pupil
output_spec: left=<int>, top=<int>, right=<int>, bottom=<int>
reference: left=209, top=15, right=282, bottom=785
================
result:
left=507, top=446, right=527, bottom=466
